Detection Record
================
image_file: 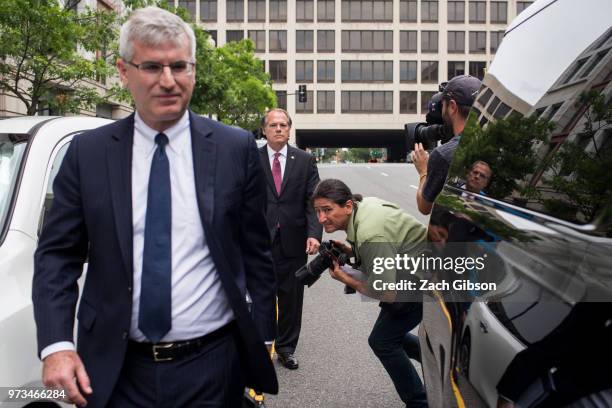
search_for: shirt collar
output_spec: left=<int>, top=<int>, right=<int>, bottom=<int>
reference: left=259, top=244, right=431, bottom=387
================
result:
left=134, top=111, right=190, bottom=154
left=267, top=143, right=288, bottom=159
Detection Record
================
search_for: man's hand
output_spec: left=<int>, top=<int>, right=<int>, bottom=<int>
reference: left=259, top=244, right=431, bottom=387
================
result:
left=329, top=260, right=350, bottom=284
left=411, top=143, right=429, bottom=176
left=330, top=240, right=353, bottom=256
left=305, top=238, right=320, bottom=255
left=42, top=350, right=92, bottom=407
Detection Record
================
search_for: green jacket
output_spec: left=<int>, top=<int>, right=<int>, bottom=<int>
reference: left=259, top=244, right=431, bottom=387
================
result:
left=345, top=197, right=427, bottom=288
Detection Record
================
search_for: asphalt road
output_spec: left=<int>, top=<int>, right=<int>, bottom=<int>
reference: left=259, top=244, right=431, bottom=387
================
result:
left=264, top=163, right=429, bottom=408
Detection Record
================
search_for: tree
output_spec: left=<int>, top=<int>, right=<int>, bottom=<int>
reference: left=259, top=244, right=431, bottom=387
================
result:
left=449, top=112, right=554, bottom=198
left=191, top=33, right=276, bottom=130
left=0, top=0, right=118, bottom=115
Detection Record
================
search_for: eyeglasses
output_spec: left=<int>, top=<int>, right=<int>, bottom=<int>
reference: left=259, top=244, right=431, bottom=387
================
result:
left=127, top=60, right=195, bottom=77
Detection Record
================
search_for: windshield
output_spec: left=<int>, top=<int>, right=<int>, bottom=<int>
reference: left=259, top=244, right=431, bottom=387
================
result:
left=0, top=134, right=28, bottom=236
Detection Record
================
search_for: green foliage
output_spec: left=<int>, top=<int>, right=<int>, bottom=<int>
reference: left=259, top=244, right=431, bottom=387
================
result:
left=0, top=0, right=118, bottom=115
left=450, top=111, right=554, bottom=198
left=190, top=34, right=276, bottom=130
left=545, top=90, right=612, bottom=222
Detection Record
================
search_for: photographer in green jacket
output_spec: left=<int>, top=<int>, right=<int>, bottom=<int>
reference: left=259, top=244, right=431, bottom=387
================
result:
left=312, top=178, right=428, bottom=408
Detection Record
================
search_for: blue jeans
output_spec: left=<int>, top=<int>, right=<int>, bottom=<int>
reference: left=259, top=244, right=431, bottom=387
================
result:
left=368, top=302, right=428, bottom=407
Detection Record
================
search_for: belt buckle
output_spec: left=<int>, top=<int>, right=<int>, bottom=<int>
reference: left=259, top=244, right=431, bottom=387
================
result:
left=152, top=343, right=174, bottom=362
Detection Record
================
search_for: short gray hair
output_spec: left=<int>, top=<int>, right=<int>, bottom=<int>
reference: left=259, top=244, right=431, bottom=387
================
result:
left=119, top=6, right=196, bottom=62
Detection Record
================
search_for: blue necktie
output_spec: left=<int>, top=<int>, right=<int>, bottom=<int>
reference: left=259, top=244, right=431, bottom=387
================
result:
left=139, top=133, right=172, bottom=343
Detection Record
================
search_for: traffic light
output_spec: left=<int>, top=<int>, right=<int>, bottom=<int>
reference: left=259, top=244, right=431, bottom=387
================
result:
left=298, top=85, right=307, bottom=103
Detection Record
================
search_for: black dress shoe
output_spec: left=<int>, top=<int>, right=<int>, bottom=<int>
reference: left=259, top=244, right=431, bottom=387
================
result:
left=277, top=352, right=299, bottom=369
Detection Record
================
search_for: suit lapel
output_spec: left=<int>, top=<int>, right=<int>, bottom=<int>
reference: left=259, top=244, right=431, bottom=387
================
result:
left=259, top=146, right=278, bottom=198
left=280, top=145, right=296, bottom=195
left=107, top=115, right=135, bottom=284
left=190, top=112, right=215, bottom=225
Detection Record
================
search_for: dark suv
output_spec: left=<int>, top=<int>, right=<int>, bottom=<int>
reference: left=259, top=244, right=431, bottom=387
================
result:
left=419, top=2, right=612, bottom=407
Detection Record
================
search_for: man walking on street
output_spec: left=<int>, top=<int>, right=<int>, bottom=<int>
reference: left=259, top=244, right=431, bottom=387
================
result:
left=33, top=7, right=277, bottom=407
left=259, top=109, right=322, bottom=370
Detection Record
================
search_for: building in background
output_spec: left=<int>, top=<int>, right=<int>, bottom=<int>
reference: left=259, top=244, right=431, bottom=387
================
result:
left=181, top=0, right=533, bottom=159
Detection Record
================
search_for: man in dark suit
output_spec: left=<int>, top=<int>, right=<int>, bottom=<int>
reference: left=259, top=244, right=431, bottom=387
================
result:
left=32, top=7, right=277, bottom=407
left=259, top=109, right=322, bottom=370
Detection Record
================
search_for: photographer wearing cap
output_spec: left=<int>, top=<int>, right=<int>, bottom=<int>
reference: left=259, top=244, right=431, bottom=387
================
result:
left=312, top=179, right=428, bottom=408
left=411, top=75, right=481, bottom=215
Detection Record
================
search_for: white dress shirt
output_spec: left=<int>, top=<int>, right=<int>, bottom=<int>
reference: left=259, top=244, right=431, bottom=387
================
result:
left=267, top=144, right=288, bottom=178
left=41, top=111, right=234, bottom=359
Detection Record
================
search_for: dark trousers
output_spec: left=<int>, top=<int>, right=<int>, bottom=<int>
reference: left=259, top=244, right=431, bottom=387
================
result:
left=368, top=303, right=428, bottom=407
left=108, top=329, right=246, bottom=408
left=272, top=234, right=306, bottom=354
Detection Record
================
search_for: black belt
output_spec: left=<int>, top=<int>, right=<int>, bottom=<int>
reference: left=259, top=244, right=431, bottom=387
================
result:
left=128, top=321, right=236, bottom=362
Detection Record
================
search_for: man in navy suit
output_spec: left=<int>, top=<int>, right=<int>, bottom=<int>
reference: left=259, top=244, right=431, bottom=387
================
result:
left=32, top=7, right=277, bottom=407
left=259, top=109, right=322, bottom=370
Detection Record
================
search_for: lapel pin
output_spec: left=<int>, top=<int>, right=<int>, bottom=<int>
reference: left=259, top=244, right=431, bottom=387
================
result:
left=291, top=155, right=295, bottom=159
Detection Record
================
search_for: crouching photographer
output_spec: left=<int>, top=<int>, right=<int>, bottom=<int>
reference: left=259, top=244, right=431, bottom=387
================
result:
left=311, top=178, right=428, bottom=408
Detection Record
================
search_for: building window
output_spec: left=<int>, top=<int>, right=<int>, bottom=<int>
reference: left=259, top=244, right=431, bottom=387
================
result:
left=227, top=0, right=244, bottom=21
left=318, top=91, right=335, bottom=113
left=226, top=30, right=244, bottom=43
left=248, top=30, right=265, bottom=52
left=341, top=31, right=393, bottom=52
left=448, top=61, right=465, bottom=79
left=477, top=88, right=493, bottom=106
left=448, top=31, right=465, bottom=53
left=400, top=31, right=417, bottom=52
left=400, top=61, right=417, bottom=82
left=341, top=0, right=393, bottom=21
left=421, top=31, right=438, bottom=53
left=400, top=91, right=417, bottom=114
left=269, top=30, right=287, bottom=52
left=469, top=61, right=486, bottom=79
left=421, top=61, right=438, bottom=83
left=296, top=30, right=314, bottom=52
left=400, top=0, right=417, bottom=21
left=490, top=31, right=504, bottom=53
left=269, top=60, right=287, bottom=82
left=516, top=1, right=532, bottom=15
left=341, top=91, right=393, bottom=113
left=318, top=0, right=335, bottom=20
left=318, top=60, right=335, bottom=82
left=317, top=30, right=335, bottom=52
left=469, top=31, right=486, bottom=53
left=248, top=0, right=266, bottom=21
left=447, top=0, right=464, bottom=22
left=207, top=30, right=218, bottom=46
left=296, top=91, right=314, bottom=113
left=200, top=0, right=217, bottom=21
left=421, top=91, right=436, bottom=114
left=421, top=0, right=438, bottom=22
left=178, top=0, right=196, bottom=18
left=469, top=1, right=485, bottom=23
left=296, top=60, right=314, bottom=82
left=341, top=61, right=393, bottom=82
left=270, top=0, right=287, bottom=21
left=490, top=1, right=507, bottom=23
left=297, top=0, right=314, bottom=20
left=276, top=91, right=287, bottom=109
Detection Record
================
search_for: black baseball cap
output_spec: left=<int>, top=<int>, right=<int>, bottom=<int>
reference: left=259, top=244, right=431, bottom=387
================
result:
left=440, top=75, right=482, bottom=107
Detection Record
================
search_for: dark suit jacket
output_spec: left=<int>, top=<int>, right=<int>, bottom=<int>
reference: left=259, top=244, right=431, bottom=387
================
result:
left=33, top=112, right=278, bottom=407
left=259, top=144, right=322, bottom=258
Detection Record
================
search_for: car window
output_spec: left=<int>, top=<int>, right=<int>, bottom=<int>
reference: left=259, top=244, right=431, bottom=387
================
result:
left=0, top=134, right=28, bottom=238
left=448, top=27, right=612, bottom=234
left=38, top=141, right=70, bottom=236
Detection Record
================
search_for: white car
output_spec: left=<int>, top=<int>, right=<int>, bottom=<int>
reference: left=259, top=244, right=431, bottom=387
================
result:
left=0, top=116, right=112, bottom=406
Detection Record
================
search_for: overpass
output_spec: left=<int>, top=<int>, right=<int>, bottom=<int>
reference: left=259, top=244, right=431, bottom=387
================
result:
left=294, top=128, right=410, bottom=162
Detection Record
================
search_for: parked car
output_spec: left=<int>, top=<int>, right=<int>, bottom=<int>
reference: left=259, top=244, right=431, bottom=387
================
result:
left=419, top=0, right=612, bottom=407
left=0, top=116, right=112, bottom=406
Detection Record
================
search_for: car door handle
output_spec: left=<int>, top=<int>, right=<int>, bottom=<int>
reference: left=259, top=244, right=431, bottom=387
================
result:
left=479, top=321, right=488, bottom=333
